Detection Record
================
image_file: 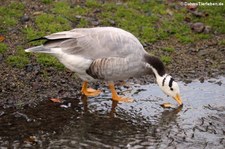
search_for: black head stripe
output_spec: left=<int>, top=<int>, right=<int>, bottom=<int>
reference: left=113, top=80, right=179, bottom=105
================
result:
left=162, top=75, right=168, bottom=86
left=169, top=78, right=174, bottom=88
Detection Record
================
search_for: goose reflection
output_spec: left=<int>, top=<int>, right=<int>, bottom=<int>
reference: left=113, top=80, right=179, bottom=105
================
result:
left=81, top=94, right=119, bottom=118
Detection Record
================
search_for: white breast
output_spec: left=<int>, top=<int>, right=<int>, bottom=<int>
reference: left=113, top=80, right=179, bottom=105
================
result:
left=53, top=48, right=94, bottom=81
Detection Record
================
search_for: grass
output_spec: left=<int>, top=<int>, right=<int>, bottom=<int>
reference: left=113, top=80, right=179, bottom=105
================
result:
left=0, top=2, right=25, bottom=33
left=41, top=0, right=53, bottom=4
left=6, top=56, right=29, bottom=68
left=218, top=39, right=225, bottom=45
left=160, top=56, right=172, bottom=65
left=162, top=46, right=175, bottom=52
left=191, top=0, right=225, bottom=34
left=0, top=43, right=7, bottom=54
left=6, top=47, right=29, bottom=68
left=1, top=0, right=225, bottom=70
left=36, top=54, right=64, bottom=70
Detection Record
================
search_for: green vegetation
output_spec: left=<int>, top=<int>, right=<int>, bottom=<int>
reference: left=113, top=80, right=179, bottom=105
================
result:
left=6, top=56, right=29, bottom=68
left=162, top=47, right=175, bottom=52
left=0, top=2, right=25, bottom=33
left=0, top=43, right=7, bottom=54
left=41, top=0, right=53, bottom=4
left=1, top=0, right=224, bottom=70
left=6, top=47, right=29, bottom=68
left=36, top=54, right=64, bottom=70
left=218, top=39, right=225, bottom=45
left=191, top=0, right=225, bottom=34
left=160, top=56, right=172, bottom=65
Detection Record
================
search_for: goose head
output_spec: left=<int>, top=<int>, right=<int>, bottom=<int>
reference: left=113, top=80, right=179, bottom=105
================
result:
left=156, top=75, right=182, bottom=106
left=144, top=54, right=182, bottom=106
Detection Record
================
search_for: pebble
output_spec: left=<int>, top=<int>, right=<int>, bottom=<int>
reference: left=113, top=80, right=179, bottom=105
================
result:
left=0, top=54, right=3, bottom=61
left=91, top=20, right=100, bottom=26
left=75, top=15, right=82, bottom=19
left=216, top=81, right=222, bottom=86
left=108, top=19, right=116, bottom=26
left=191, top=22, right=205, bottom=33
left=184, top=79, right=192, bottom=84
left=199, top=76, right=204, bottom=83
left=220, top=61, right=225, bottom=64
left=25, top=64, right=33, bottom=72
left=21, top=14, right=30, bottom=23
left=186, top=4, right=198, bottom=11
left=220, top=64, right=225, bottom=70
left=204, top=26, right=211, bottom=33
left=189, top=48, right=199, bottom=52
left=198, top=49, right=217, bottom=56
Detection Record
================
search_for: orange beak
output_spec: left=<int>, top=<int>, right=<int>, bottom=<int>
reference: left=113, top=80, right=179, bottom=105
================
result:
left=173, top=94, right=183, bottom=106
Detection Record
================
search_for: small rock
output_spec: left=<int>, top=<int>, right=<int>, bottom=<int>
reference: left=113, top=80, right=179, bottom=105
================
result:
left=189, top=10, right=205, bottom=17
left=0, top=111, right=5, bottom=117
left=21, top=14, right=30, bottom=23
left=93, top=8, right=101, bottom=13
left=0, top=54, right=3, bottom=61
left=190, top=48, right=199, bottom=52
left=25, top=64, right=33, bottom=72
left=184, top=16, right=191, bottom=22
left=75, top=15, right=82, bottom=19
left=91, top=20, right=100, bottom=26
left=191, top=22, right=205, bottom=33
left=33, top=11, right=43, bottom=16
left=186, top=4, right=198, bottom=11
left=184, top=79, right=192, bottom=84
left=204, top=26, right=211, bottom=33
left=216, top=81, right=222, bottom=86
left=220, top=61, right=225, bottom=64
left=166, top=9, right=173, bottom=16
left=199, top=76, right=204, bottom=83
left=108, top=19, right=116, bottom=26
left=220, top=64, right=225, bottom=70
left=33, top=65, right=41, bottom=73
left=198, top=49, right=217, bottom=56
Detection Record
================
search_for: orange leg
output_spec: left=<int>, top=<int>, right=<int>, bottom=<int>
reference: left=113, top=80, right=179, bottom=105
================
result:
left=108, top=82, right=133, bottom=102
left=81, top=81, right=101, bottom=97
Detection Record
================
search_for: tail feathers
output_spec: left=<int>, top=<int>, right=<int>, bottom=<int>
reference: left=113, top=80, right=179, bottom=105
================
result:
left=25, top=45, right=52, bottom=53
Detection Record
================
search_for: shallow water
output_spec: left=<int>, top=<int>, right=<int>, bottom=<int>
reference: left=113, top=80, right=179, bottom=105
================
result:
left=0, top=77, right=225, bottom=148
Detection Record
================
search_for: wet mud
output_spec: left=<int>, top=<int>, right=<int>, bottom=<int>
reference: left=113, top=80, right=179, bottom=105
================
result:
left=0, top=77, right=225, bottom=148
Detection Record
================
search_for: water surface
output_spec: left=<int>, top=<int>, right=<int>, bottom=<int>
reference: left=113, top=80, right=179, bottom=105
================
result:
left=0, top=77, right=225, bottom=148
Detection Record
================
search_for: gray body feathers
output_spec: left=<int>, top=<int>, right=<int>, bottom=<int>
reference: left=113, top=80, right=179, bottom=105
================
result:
left=25, top=27, right=156, bottom=81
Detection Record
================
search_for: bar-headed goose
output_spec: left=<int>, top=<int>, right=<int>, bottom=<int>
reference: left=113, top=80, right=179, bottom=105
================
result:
left=25, top=27, right=182, bottom=106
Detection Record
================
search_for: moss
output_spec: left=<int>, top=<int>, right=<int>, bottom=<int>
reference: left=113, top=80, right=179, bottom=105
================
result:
left=162, top=47, right=175, bottom=52
left=41, top=0, right=53, bottom=4
left=0, top=43, right=8, bottom=54
left=0, top=2, right=25, bottom=33
left=52, top=2, right=71, bottom=15
left=35, top=13, right=71, bottom=33
left=6, top=56, right=29, bottom=68
left=175, top=34, right=194, bottom=43
left=218, top=39, right=225, bottom=45
left=160, top=56, right=172, bottom=65
left=36, top=54, right=64, bottom=70
left=6, top=46, right=30, bottom=68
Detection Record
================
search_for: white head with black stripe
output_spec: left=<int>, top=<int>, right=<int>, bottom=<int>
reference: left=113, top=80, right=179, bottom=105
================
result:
left=144, top=55, right=182, bottom=106
left=156, top=74, right=182, bottom=106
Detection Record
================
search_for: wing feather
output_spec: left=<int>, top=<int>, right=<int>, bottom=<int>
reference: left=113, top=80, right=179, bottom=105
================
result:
left=43, top=27, right=146, bottom=60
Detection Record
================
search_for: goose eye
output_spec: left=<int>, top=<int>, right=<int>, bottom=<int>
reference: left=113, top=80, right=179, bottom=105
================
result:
left=170, top=87, right=173, bottom=91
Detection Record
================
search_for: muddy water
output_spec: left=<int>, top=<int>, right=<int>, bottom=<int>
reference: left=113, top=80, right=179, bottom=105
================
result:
left=0, top=77, right=225, bottom=148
